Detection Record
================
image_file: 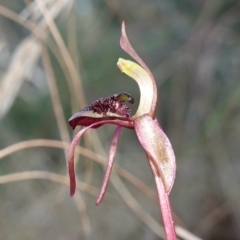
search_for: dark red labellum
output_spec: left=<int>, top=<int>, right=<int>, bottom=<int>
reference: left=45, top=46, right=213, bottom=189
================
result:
left=69, top=92, right=134, bottom=129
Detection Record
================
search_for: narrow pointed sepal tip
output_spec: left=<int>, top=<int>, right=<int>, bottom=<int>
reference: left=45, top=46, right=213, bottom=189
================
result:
left=95, top=199, right=101, bottom=206
left=69, top=181, right=76, bottom=197
left=95, top=126, right=122, bottom=207
left=70, top=181, right=76, bottom=197
left=121, top=21, right=126, bottom=32
left=70, top=190, right=75, bottom=197
left=95, top=190, right=105, bottom=206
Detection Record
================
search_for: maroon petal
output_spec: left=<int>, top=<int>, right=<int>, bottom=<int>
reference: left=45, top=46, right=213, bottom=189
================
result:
left=95, top=126, right=122, bottom=206
left=68, top=126, right=90, bottom=197
left=134, top=114, right=176, bottom=194
left=68, top=119, right=134, bottom=197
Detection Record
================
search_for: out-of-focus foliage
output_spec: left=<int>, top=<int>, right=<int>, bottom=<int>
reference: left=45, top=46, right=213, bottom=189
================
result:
left=0, top=0, right=240, bottom=239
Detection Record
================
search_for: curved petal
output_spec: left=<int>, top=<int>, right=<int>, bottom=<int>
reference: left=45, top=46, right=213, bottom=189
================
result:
left=119, top=22, right=157, bottom=118
left=95, top=126, right=122, bottom=206
left=117, top=59, right=153, bottom=119
left=68, top=120, right=134, bottom=197
left=68, top=126, right=89, bottom=197
left=134, top=114, right=176, bottom=194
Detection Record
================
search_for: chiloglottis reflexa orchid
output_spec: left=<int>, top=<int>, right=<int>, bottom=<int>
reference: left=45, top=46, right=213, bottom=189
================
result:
left=68, top=22, right=177, bottom=240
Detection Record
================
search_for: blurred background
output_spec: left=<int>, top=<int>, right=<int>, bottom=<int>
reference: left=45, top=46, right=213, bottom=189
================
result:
left=0, top=0, right=240, bottom=239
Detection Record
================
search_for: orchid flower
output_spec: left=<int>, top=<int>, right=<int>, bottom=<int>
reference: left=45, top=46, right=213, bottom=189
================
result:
left=68, top=22, right=177, bottom=240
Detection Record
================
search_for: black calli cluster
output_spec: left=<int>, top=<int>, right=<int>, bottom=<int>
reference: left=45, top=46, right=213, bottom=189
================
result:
left=85, top=92, right=134, bottom=117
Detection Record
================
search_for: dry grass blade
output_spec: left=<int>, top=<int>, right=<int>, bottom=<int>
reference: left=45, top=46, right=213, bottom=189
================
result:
left=21, top=0, right=73, bottom=23
left=0, top=2, right=92, bottom=237
left=1, top=169, right=201, bottom=239
left=0, top=1, right=74, bottom=119
left=41, top=46, right=92, bottom=237
left=111, top=174, right=202, bottom=240
left=0, top=36, right=41, bottom=119
left=35, top=0, right=86, bottom=111
left=0, top=5, right=46, bottom=39
left=110, top=173, right=165, bottom=238
left=0, top=170, right=119, bottom=205
left=41, top=46, right=70, bottom=145
left=175, top=226, right=203, bottom=240
left=0, top=4, right=78, bottom=114
left=0, top=139, right=157, bottom=202
left=73, top=193, right=92, bottom=237
left=42, top=30, right=92, bottom=236
left=1, top=139, right=183, bottom=238
left=67, top=4, right=80, bottom=76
